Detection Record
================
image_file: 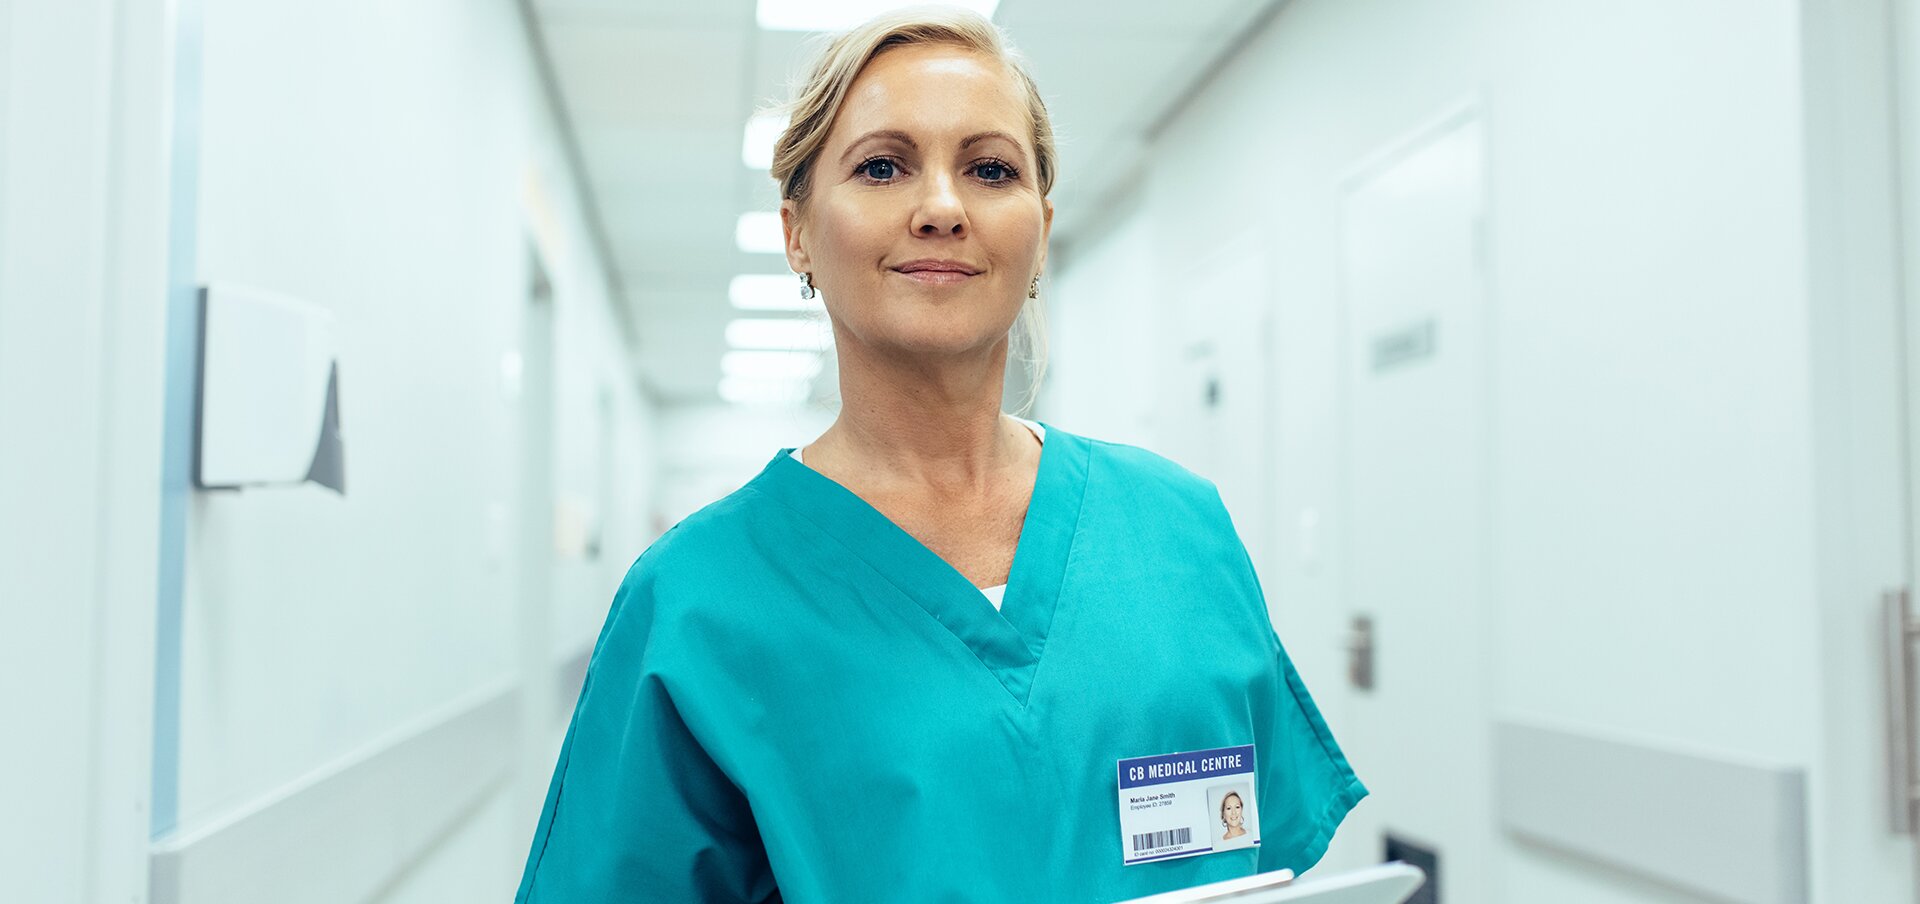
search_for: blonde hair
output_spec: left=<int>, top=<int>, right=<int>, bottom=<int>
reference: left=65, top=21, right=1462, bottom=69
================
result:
left=766, top=6, right=1054, bottom=415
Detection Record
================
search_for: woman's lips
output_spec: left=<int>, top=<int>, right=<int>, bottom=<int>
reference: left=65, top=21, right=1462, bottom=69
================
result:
left=891, top=259, right=982, bottom=286
left=892, top=268, right=976, bottom=285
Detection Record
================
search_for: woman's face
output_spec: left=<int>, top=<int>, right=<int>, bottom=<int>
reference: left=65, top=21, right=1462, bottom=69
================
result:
left=1223, top=794, right=1244, bottom=829
left=783, top=43, right=1051, bottom=366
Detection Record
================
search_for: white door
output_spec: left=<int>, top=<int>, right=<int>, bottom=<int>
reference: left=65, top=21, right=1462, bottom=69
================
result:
left=1157, top=231, right=1276, bottom=573
left=1336, top=107, right=1492, bottom=903
left=1881, top=0, right=1920, bottom=900
left=1894, top=3, right=1920, bottom=901
left=0, top=2, right=168, bottom=899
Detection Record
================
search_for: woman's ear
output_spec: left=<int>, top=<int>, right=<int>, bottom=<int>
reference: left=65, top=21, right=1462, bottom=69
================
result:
left=781, top=199, right=811, bottom=275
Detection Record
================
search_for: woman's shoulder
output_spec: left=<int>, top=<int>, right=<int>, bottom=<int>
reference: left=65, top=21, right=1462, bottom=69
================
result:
left=1071, top=429, right=1230, bottom=511
left=624, top=482, right=772, bottom=579
left=1083, top=434, right=1208, bottom=483
left=594, top=484, right=784, bottom=645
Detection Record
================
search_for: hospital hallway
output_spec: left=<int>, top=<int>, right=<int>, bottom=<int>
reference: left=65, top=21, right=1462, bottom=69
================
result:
left=6, top=0, right=1920, bottom=901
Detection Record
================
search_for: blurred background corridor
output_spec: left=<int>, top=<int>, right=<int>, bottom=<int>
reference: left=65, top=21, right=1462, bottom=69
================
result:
left=5, top=0, right=1920, bottom=901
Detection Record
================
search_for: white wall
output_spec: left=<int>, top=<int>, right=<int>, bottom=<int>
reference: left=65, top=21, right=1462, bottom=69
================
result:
left=1042, top=0, right=1901, bottom=900
left=1040, top=186, right=1157, bottom=450
left=169, top=0, right=654, bottom=898
left=547, top=280, right=658, bottom=660
left=0, top=0, right=172, bottom=900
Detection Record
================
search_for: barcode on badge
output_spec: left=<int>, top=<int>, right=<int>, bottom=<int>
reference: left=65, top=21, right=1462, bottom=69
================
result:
left=1130, top=827, right=1192, bottom=852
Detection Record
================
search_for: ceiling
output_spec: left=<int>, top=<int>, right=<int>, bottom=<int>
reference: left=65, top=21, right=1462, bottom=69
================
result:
left=530, top=0, right=1276, bottom=403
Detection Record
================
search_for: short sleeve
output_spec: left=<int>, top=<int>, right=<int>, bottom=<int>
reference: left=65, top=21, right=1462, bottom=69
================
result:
left=1253, top=634, right=1370, bottom=875
left=1207, top=482, right=1369, bottom=875
left=514, top=562, right=778, bottom=903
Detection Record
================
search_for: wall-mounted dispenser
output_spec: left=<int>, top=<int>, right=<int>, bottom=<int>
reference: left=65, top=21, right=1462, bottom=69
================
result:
left=194, top=283, right=345, bottom=494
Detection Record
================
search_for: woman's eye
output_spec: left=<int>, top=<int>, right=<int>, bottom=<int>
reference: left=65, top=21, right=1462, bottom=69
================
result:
left=859, top=158, right=897, bottom=181
left=975, top=161, right=1013, bottom=182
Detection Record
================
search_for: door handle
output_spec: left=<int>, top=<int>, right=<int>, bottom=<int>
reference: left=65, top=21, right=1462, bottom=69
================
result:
left=1887, top=588, right=1920, bottom=834
left=1347, top=615, right=1375, bottom=692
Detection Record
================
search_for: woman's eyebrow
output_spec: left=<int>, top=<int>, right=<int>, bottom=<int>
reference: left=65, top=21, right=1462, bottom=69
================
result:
left=837, top=129, right=1026, bottom=164
left=959, top=130, right=1022, bottom=151
left=839, top=129, right=917, bottom=164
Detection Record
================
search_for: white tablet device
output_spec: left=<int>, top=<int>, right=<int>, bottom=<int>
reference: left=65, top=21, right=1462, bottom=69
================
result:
left=1114, top=862, right=1427, bottom=904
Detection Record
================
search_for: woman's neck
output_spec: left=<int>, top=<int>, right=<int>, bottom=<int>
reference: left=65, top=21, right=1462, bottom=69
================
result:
left=818, top=340, right=1031, bottom=492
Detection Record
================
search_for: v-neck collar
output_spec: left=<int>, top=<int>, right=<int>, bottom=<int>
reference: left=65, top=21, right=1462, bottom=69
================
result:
left=748, top=421, right=1090, bottom=705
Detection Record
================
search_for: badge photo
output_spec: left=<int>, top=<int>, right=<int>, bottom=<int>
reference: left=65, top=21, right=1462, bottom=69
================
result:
left=1208, top=782, right=1257, bottom=850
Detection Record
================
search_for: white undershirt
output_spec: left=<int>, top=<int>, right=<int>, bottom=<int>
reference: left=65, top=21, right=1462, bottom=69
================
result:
left=790, top=416, right=1045, bottom=611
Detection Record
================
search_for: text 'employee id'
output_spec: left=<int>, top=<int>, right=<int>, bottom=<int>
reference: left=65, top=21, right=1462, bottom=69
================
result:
left=1116, top=744, right=1260, bottom=865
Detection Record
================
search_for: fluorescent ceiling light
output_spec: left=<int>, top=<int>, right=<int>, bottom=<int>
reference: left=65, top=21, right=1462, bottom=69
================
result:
left=727, top=317, right=832, bottom=352
left=719, top=375, right=811, bottom=406
left=757, top=0, right=999, bottom=31
left=742, top=112, right=787, bottom=169
left=730, top=273, right=821, bottom=311
left=723, top=349, right=824, bottom=381
left=736, top=211, right=785, bottom=255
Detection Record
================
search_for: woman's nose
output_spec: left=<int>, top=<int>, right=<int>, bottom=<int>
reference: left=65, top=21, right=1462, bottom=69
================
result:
left=911, top=171, right=967, bottom=236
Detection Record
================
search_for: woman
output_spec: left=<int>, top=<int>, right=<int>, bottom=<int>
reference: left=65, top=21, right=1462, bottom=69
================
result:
left=514, top=9, right=1364, bottom=903
left=1222, top=791, right=1250, bottom=842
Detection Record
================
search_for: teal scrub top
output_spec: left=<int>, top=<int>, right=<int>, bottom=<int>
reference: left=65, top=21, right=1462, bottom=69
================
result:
left=515, top=424, right=1366, bottom=903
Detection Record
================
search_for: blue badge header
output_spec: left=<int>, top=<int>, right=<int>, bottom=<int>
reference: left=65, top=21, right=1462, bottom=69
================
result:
left=1117, top=744, right=1255, bottom=789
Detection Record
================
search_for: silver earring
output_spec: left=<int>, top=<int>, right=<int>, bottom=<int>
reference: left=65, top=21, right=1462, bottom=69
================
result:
left=799, top=272, right=816, bottom=300
left=1028, top=274, right=1040, bottom=299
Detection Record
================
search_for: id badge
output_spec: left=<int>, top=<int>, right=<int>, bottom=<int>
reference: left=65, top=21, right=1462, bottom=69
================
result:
left=1116, top=744, right=1260, bottom=865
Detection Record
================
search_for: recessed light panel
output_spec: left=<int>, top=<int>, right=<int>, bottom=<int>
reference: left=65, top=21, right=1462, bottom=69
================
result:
left=742, top=111, right=788, bottom=169
left=719, top=375, right=812, bottom=405
left=736, top=212, right=786, bottom=255
left=727, top=318, right=833, bottom=352
left=722, top=350, right=824, bottom=381
left=730, top=274, right=822, bottom=311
